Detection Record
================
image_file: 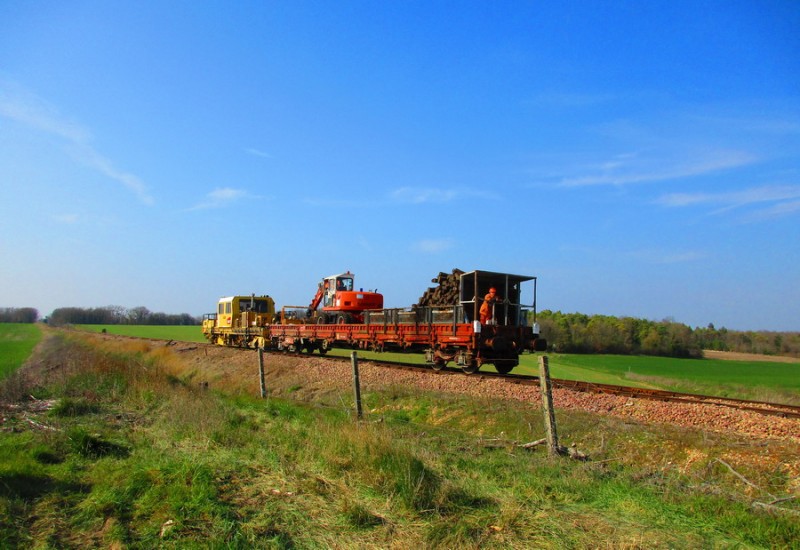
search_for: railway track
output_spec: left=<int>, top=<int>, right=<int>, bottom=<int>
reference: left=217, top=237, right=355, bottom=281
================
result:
left=312, top=353, right=800, bottom=420
left=546, top=378, right=800, bottom=420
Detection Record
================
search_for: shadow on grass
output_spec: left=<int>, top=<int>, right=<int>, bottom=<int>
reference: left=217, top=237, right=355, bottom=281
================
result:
left=0, top=472, right=90, bottom=501
left=68, top=429, right=130, bottom=459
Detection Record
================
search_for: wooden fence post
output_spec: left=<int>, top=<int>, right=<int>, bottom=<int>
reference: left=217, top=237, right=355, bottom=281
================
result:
left=539, top=355, right=560, bottom=456
left=351, top=351, right=363, bottom=420
left=258, top=347, right=266, bottom=398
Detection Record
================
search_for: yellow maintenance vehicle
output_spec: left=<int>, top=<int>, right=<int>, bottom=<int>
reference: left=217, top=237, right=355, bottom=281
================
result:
left=202, top=294, right=275, bottom=347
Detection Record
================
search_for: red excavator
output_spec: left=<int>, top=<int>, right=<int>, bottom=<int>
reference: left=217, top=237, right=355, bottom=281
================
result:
left=308, top=271, right=383, bottom=324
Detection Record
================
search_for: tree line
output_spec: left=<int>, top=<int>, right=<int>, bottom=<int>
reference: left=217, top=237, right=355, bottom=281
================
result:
left=47, top=306, right=199, bottom=326
left=0, top=307, right=39, bottom=323
left=536, top=310, right=800, bottom=358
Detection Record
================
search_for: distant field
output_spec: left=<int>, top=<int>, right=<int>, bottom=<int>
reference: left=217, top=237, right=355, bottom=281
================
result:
left=78, top=324, right=208, bottom=343
left=516, top=352, right=800, bottom=404
left=75, top=324, right=800, bottom=404
left=0, top=323, right=42, bottom=379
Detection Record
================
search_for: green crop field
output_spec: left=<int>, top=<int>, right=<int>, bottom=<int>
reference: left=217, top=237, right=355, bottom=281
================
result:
left=0, top=323, right=42, bottom=379
left=516, top=352, right=800, bottom=404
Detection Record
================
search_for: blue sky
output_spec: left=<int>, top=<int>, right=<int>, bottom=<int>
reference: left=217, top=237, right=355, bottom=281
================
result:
left=1, top=1, right=799, bottom=331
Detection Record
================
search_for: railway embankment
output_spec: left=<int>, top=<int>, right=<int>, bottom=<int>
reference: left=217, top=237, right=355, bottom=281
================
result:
left=147, top=337, right=800, bottom=444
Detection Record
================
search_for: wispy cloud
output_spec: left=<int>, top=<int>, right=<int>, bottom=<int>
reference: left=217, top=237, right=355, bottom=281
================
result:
left=0, top=83, right=154, bottom=205
left=531, top=100, right=800, bottom=191
left=558, top=149, right=757, bottom=187
left=656, top=184, right=800, bottom=221
left=560, top=243, right=707, bottom=265
left=629, top=249, right=708, bottom=264
left=188, top=187, right=259, bottom=210
left=245, top=147, right=272, bottom=158
left=357, top=237, right=372, bottom=252
left=412, top=238, right=454, bottom=253
left=526, top=91, right=617, bottom=109
left=302, top=197, right=372, bottom=208
left=390, top=186, right=498, bottom=204
left=657, top=185, right=800, bottom=207
left=746, top=200, right=800, bottom=222
left=53, top=213, right=80, bottom=224
left=391, top=187, right=458, bottom=203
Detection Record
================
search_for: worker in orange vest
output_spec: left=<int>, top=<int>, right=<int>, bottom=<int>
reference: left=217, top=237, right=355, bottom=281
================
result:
left=479, top=287, right=499, bottom=324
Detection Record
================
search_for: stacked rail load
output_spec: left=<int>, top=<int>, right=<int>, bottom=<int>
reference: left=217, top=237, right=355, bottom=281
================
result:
left=201, top=269, right=547, bottom=374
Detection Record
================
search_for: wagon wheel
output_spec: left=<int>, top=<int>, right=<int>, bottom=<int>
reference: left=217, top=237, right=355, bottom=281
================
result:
left=495, top=362, right=514, bottom=375
left=461, top=360, right=480, bottom=374
left=431, top=358, right=446, bottom=371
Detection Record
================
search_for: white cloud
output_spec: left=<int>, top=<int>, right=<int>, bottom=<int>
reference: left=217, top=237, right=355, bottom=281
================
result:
left=558, top=149, right=757, bottom=187
left=357, top=237, right=372, bottom=252
left=53, top=213, right=80, bottom=224
left=246, top=147, right=272, bottom=158
left=390, top=186, right=498, bottom=204
left=630, top=249, right=708, bottom=264
left=391, top=187, right=458, bottom=203
left=209, top=188, right=246, bottom=201
left=0, top=89, right=87, bottom=142
left=70, top=143, right=152, bottom=204
left=0, top=82, right=154, bottom=205
left=188, top=187, right=256, bottom=210
left=656, top=185, right=800, bottom=221
left=532, top=101, right=800, bottom=191
left=743, top=199, right=800, bottom=222
left=412, top=238, right=454, bottom=253
left=526, top=91, right=617, bottom=108
left=657, top=185, right=800, bottom=207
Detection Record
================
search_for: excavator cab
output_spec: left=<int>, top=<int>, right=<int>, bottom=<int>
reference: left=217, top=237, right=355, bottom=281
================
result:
left=322, top=275, right=353, bottom=306
left=309, top=271, right=383, bottom=323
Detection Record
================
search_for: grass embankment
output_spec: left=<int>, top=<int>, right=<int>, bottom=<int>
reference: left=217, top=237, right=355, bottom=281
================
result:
left=0, top=323, right=42, bottom=379
left=74, top=324, right=800, bottom=404
left=78, top=324, right=208, bottom=343
left=1, top=331, right=799, bottom=548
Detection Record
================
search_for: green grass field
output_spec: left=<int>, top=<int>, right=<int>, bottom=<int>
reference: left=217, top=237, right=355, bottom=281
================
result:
left=0, top=323, right=42, bottom=379
left=76, top=324, right=800, bottom=404
left=515, top=353, right=800, bottom=404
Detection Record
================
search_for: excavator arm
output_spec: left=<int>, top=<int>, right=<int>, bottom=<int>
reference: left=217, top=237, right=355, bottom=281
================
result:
left=308, top=280, right=328, bottom=311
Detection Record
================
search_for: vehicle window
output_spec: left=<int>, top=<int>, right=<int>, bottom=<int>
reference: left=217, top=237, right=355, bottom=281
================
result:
left=338, top=278, right=353, bottom=291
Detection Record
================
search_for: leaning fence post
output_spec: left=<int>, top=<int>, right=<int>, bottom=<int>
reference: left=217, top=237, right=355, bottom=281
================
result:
left=539, top=355, right=560, bottom=456
left=258, top=347, right=266, bottom=398
left=351, top=351, right=363, bottom=420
